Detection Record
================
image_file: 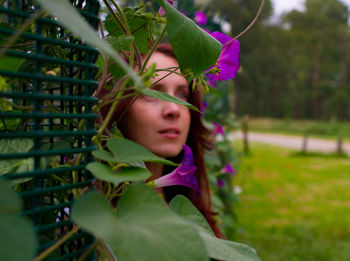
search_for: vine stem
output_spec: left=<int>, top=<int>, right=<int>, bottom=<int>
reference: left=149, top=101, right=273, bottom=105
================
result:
left=108, top=0, right=142, bottom=68
left=34, top=226, right=80, bottom=261
left=0, top=9, right=44, bottom=59
left=78, top=241, right=98, bottom=261
left=96, top=78, right=130, bottom=138
left=100, top=240, right=118, bottom=261
left=113, top=66, right=179, bottom=125
left=102, top=0, right=128, bottom=35
left=223, top=0, right=266, bottom=48
left=140, top=24, right=168, bottom=73
left=235, top=0, right=265, bottom=40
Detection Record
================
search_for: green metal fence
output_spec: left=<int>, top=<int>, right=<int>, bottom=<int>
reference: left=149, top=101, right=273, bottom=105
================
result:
left=0, top=0, right=99, bottom=259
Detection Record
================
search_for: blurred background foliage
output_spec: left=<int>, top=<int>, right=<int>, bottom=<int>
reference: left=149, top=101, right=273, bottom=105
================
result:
left=210, top=0, right=350, bottom=121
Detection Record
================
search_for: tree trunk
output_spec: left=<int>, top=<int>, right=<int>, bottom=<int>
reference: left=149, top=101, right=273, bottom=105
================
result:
left=311, top=45, right=321, bottom=119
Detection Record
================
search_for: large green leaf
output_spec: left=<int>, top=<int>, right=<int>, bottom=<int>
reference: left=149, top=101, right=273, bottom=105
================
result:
left=141, top=88, right=199, bottom=112
left=0, top=215, right=37, bottom=261
left=86, top=162, right=150, bottom=185
left=0, top=179, right=37, bottom=261
left=158, top=0, right=222, bottom=77
left=107, top=35, right=135, bottom=52
left=0, top=179, right=21, bottom=214
left=105, top=12, right=149, bottom=54
left=72, top=184, right=209, bottom=261
left=199, top=232, right=261, bottom=261
left=0, top=139, right=33, bottom=182
left=92, top=137, right=177, bottom=166
left=169, top=195, right=215, bottom=236
left=170, top=195, right=261, bottom=261
left=0, top=56, right=23, bottom=71
left=37, top=0, right=141, bottom=87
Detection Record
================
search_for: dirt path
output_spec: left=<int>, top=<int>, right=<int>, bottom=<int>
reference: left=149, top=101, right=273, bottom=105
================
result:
left=231, top=132, right=350, bottom=156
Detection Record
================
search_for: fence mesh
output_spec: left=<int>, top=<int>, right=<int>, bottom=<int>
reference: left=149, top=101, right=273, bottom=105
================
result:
left=0, top=0, right=100, bottom=259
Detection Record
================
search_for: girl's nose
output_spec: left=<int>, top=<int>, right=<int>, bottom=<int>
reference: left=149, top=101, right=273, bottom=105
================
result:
left=162, top=101, right=181, bottom=119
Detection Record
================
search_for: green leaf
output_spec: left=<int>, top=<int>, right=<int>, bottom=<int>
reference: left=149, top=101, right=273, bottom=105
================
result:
left=158, top=0, right=222, bottom=77
left=169, top=195, right=215, bottom=236
left=104, top=11, right=150, bottom=54
left=108, top=57, right=127, bottom=79
left=86, top=162, right=150, bottom=185
left=141, top=88, right=199, bottom=112
left=72, top=184, right=209, bottom=261
left=107, top=137, right=176, bottom=165
left=92, top=149, right=116, bottom=162
left=0, top=179, right=37, bottom=261
left=199, top=232, right=261, bottom=261
left=107, top=35, right=135, bottom=52
left=0, top=56, right=23, bottom=72
left=36, top=0, right=142, bottom=88
left=170, top=195, right=261, bottom=261
left=0, top=179, right=21, bottom=215
left=92, top=137, right=177, bottom=165
left=95, top=54, right=105, bottom=77
left=133, top=28, right=149, bottom=54
left=0, top=215, right=37, bottom=261
left=0, top=139, right=33, bottom=182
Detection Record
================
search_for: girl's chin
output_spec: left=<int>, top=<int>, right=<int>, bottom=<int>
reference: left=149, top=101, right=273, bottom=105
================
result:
left=152, top=145, right=184, bottom=159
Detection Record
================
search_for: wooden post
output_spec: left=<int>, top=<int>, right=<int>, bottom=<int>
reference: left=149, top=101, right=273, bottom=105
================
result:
left=337, top=136, right=343, bottom=154
left=242, top=115, right=250, bottom=154
left=301, top=133, right=308, bottom=154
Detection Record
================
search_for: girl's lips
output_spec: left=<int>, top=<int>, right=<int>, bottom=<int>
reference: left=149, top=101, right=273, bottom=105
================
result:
left=158, top=127, right=180, bottom=139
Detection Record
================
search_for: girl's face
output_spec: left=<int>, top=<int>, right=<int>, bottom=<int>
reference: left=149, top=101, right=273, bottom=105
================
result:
left=120, top=52, right=191, bottom=158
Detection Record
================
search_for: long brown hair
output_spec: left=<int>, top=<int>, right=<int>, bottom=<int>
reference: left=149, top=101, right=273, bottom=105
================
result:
left=97, top=44, right=223, bottom=238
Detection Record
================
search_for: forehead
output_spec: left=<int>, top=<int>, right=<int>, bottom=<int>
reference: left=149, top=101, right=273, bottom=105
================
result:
left=147, top=51, right=179, bottom=69
left=147, top=51, right=188, bottom=88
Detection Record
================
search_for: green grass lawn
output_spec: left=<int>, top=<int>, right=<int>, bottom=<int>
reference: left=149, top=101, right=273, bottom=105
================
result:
left=233, top=142, right=350, bottom=261
left=245, top=117, right=350, bottom=141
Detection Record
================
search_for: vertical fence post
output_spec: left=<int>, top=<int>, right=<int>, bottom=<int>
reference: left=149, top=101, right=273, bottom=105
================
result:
left=242, top=115, right=250, bottom=154
left=301, top=133, right=308, bottom=154
left=337, top=136, right=343, bottom=154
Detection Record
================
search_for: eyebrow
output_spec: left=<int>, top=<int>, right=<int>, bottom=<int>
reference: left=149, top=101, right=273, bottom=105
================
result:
left=177, top=84, right=189, bottom=92
left=151, top=83, right=189, bottom=92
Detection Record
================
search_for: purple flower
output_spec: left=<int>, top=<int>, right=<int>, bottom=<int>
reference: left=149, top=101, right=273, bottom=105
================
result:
left=194, top=11, right=207, bottom=26
left=207, top=78, right=217, bottom=88
left=213, top=121, right=225, bottom=136
left=200, top=101, right=208, bottom=116
left=158, top=0, right=173, bottom=16
left=152, top=145, right=199, bottom=192
left=205, top=31, right=240, bottom=82
left=220, top=162, right=236, bottom=175
left=217, top=178, right=225, bottom=188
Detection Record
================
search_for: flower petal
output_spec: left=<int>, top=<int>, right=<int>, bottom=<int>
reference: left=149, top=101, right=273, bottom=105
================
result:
left=220, top=162, right=236, bottom=175
left=217, top=179, right=225, bottom=188
left=153, top=145, right=199, bottom=191
left=205, top=31, right=240, bottom=82
left=213, top=122, right=225, bottom=136
left=194, top=11, right=207, bottom=26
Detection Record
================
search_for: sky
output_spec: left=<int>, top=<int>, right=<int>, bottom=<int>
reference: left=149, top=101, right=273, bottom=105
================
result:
left=272, top=0, right=350, bottom=16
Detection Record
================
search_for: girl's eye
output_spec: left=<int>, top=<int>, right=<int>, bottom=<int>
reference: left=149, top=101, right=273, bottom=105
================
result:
left=141, top=95, right=157, bottom=102
left=176, top=92, right=189, bottom=101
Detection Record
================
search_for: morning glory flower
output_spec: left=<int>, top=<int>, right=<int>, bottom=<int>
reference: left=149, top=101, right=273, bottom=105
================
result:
left=150, top=145, right=199, bottom=192
left=158, top=0, right=174, bottom=16
left=205, top=31, right=240, bottom=82
left=217, top=178, right=225, bottom=188
left=194, top=11, right=207, bottom=26
left=200, top=101, right=208, bottom=117
left=213, top=121, right=225, bottom=136
left=220, top=162, right=236, bottom=175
